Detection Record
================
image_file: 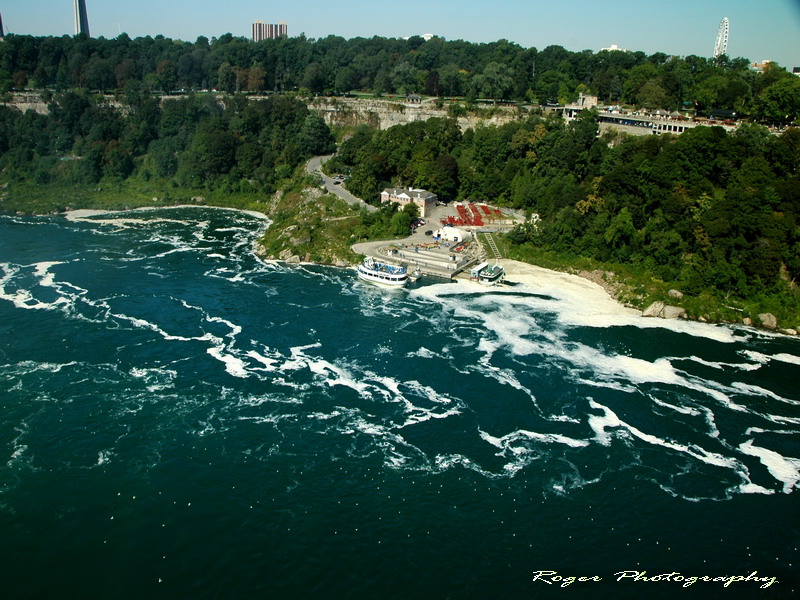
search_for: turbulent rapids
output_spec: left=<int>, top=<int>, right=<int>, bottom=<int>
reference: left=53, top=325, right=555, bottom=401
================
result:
left=0, top=207, right=798, bottom=598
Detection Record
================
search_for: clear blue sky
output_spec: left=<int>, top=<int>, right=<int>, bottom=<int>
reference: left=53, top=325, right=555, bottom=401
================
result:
left=3, top=1, right=799, bottom=69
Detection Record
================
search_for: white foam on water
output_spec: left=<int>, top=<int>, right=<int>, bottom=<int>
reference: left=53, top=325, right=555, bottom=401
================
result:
left=245, top=350, right=280, bottom=372
left=381, top=377, right=463, bottom=427
left=305, top=357, right=371, bottom=396
left=96, top=450, right=113, bottom=466
left=685, top=355, right=763, bottom=372
left=129, top=366, right=177, bottom=392
left=238, top=393, right=302, bottom=407
left=738, top=439, right=800, bottom=493
left=588, top=400, right=743, bottom=471
left=413, top=282, right=789, bottom=462
left=480, top=428, right=590, bottom=449
left=112, top=313, right=196, bottom=342
left=206, top=347, right=249, bottom=378
left=564, top=343, right=757, bottom=415
left=548, top=414, right=582, bottom=424
left=577, top=377, right=638, bottom=394
left=768, top=414, right=800, bottom=425
left=411, top=278, right=777, bottom=426
left=205, top=315, right=242, bottom=338
left=731, top=382, right=800, bottom=405
left=433, top=453, right=501, bottom=478
left=33, top=261, right=65, bottom=287
left=406, top=347, right=437, bottom=359
left=698, top=405, right=721, bottom=438
left=280, top=343, right=323, bottom=372
left=736, top=482, right=775, bottom=495
left=773, top=352, right=800, bottom=365
left=650, top=396, right=703, bottom=416
left=6, top=423, right=32, bottom=469
left=7, top=360, right=78, bottom=375
left=741, top=349, right=800, bottom=369
left=0, top=263, right=65, bottom=312
left=745, top=427, right=798, bottom=436
left=741, top=350, right=771, bottom=364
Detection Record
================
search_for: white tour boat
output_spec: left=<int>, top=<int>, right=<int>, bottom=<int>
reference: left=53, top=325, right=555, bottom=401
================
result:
left=357, top=257, right=409, bottom=287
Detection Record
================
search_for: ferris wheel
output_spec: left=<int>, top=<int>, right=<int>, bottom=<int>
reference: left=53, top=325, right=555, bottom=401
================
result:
left=713, top=17, right=729, bottom=58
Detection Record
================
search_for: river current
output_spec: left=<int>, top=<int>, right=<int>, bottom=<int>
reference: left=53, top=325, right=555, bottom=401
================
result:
left=0, top=207, right=798, bottom=599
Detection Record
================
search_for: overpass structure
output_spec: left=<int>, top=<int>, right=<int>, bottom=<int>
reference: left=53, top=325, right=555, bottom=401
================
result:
left=553, top=100, right=738, bottom=137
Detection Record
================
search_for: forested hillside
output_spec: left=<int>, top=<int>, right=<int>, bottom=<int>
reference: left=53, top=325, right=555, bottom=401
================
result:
left=0, top=91, right=334, bottom=200
left=1, top=33, right=798, bottom=124
left=331, top=113, right=800, bottom=318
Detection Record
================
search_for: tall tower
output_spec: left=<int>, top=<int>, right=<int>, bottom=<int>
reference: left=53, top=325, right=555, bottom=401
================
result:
left=0, top=12, right=5, bottom=39
left=713, top=17, right=729, bottom=58
left=74, top=0, right=90, bottom=37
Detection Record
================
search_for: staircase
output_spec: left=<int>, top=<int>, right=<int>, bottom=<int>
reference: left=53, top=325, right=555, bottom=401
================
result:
left=484, top=233, right=501, bottom=260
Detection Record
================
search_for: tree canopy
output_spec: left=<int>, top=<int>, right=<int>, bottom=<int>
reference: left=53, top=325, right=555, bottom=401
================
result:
left=0, top=91, right=335, bottom=192
left=0, top=33, right=798, bottom=123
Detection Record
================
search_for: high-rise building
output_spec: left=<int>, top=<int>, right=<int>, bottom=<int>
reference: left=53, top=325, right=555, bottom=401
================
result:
left=74, top=0, right=90, bottom=37
left=252, top=20, right=287, bottom=42
left=0, top=12, right=5, bottom=39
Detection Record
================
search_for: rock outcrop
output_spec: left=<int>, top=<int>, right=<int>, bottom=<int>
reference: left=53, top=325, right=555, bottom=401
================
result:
left=758, top=313, right=778, bottom=330
left=668, top=289, right=684, bottom=300
left=661, top=305, right=687, bottom=319
left=642, top=301, right=685, bottom=319
left=642, top=301, right=665, bottom=318
left=278, top=249, right=301, bottom=263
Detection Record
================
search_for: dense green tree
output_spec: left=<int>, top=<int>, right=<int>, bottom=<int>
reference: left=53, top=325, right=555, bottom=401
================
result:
left=297, top=114, right=335, bottom=156
left=0, top=32, right=796, bottom=123
left=0, top=91, right=333, bottom=193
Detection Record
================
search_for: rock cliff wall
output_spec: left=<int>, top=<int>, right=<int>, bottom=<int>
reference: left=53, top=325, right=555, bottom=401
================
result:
left=310, top=98, right=527, bottom=131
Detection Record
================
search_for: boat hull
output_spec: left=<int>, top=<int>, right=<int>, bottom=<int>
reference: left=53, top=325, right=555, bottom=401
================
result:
left=357, top=259, right=408, bottom=287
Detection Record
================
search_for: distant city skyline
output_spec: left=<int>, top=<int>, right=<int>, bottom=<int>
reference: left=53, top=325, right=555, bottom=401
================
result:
left=1, top=1, right=798, bottom=69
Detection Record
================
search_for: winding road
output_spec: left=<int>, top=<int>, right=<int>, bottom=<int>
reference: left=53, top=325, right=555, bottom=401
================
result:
left=306, top=155, right=376, bottom=212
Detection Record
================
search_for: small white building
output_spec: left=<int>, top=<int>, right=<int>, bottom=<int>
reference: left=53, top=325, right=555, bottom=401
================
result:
left=380, top=188, right=437, bottom=218
left=433, top=227, right=465, bottom=243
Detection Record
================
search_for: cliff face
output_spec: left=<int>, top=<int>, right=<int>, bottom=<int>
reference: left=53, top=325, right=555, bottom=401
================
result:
left=5, top=92, right=50, bottom=115
left=310, top=98, right=526, bottom=131
left=5, top=92, right=526, bottom=132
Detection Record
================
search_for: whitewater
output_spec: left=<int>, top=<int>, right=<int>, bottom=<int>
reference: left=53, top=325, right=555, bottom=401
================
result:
left=0, top=207, right=797, bottom=599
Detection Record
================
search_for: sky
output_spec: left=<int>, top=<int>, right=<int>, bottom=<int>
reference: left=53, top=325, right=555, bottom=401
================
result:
left=3, top=0, right=799, bottom=69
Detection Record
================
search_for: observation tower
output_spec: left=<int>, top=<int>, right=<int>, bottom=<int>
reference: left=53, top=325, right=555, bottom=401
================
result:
left=74, top=0, right=90, bottom=37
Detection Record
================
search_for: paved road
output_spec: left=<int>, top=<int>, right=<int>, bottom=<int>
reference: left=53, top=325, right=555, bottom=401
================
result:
left=306, top=155, right=376, bottom=212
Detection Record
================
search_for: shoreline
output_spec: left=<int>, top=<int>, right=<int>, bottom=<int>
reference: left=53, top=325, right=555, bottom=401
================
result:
left=50, top=205, right=798, bottom=338
left=64, top=205, right=271, bottom=223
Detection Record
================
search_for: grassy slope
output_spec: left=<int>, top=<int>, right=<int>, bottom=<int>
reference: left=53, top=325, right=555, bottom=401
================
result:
left=0, top=178, right=275, bottom=214
left=255, top=176, right=362, bottom=265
